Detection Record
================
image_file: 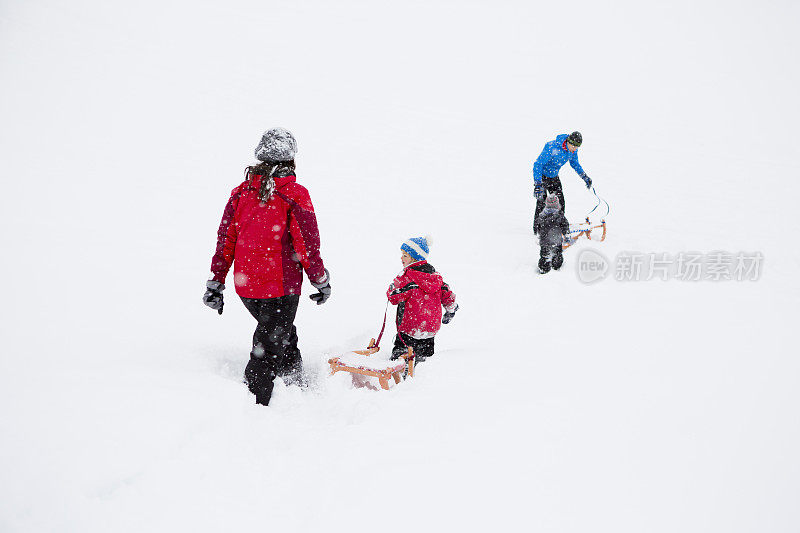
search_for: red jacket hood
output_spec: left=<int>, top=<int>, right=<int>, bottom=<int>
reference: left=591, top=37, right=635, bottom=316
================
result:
left=404, top=262, right=443, bottom=294
left=249, top=173, right=297, bottom=191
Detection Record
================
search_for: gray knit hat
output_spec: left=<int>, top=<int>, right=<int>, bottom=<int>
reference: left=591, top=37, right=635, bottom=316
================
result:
left=545, top=193, right=561, bottom=210
left=255, top=127, right=297, bottom=162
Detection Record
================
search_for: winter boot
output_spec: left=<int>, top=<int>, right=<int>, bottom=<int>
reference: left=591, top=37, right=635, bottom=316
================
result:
left=538, top=250, right=552, bottom=274
left=244, top=356, right=276, bottom=406
left=552, top=249, right=564, bottom=271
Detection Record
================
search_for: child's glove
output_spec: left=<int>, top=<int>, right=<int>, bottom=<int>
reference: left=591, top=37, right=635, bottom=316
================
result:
left=309, top=269, right=331, bottom=305
left=442, top=304, right=459, bottom=324
left=581, top=173, right=592, bottom=189
left=203, top=280, right=224, bottom=315
left=534, top=183, right=544, bottom=200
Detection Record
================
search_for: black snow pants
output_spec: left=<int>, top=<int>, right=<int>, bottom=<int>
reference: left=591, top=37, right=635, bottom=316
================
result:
left=391, top=332, right=435, bottom=363
left=534, top=176, right=565, bottom=233
left=240, top=295, right=303, bottom=406
left=539, top=244, right=564, bottom=273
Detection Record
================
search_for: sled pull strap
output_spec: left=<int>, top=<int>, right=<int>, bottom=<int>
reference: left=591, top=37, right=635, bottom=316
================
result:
left=374, top=300, right=390, bottom=347
left=587, top=186, right=611, bottom=219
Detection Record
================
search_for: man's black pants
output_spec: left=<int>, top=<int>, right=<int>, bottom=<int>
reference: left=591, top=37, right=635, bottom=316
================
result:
left=240, top=295, right=303, bottom=405
left=534, top=176, right=565, bottom=232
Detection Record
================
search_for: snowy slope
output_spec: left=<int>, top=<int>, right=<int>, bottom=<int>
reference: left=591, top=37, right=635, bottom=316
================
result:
left=2, top=1, right=799, bottom=532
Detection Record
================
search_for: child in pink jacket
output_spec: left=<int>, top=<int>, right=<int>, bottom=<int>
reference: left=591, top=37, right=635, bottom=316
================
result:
left=387, top=236, right=458, bottom=362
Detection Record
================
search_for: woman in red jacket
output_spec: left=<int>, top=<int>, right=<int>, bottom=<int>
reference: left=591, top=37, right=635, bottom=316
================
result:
left=203, top=128, right=331, bottom=406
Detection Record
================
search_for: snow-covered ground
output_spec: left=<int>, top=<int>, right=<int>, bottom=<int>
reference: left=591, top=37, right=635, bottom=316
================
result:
left=2, top=1, right=799, bottom=531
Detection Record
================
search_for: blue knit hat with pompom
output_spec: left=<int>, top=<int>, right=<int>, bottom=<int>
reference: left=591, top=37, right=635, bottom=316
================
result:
left=401, top=235, right=432, bottom=262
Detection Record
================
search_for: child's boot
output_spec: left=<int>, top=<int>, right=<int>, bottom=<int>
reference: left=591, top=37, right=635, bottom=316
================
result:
left=538, top=248, right=552, bottom=274
left=552, top=248, right=564, bottom=271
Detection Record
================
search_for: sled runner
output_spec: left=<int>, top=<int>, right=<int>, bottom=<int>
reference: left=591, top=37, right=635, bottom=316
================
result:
left=327, top=304, right=415, bottom=390
left=328, top=338, right=415, bottom=390
left=562, top=186, right=610, bottom=250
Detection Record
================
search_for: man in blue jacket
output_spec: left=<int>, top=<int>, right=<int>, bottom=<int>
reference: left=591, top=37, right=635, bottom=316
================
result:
left=532, top=131, right=592, bottom=233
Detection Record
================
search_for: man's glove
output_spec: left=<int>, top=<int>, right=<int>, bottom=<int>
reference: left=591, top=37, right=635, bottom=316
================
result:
left=442, top=304, right=459, bottom=324
left=203, top=280, right=224, bottom=314
left=309, top=269, right=331, bottom=305
left=534, top=183, right=544, bottom=200
left=581, top=174, right=592, bottom=189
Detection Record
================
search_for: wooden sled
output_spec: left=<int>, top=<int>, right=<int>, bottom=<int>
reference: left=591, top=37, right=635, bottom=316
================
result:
left=328, top=338, right=415, bottom=391
left=562, top=217, right=607, bottom=250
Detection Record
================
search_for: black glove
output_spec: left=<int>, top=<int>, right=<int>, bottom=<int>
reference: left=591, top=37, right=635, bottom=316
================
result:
left=203, top=280, right=224, bottom=314
left=581, top=174, right=592, bottom=189
left=442, top=304, right=459, bottom=324
left=534, top=183, right=544, bottom=200
left=309, top=269, right=331, bottom=305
